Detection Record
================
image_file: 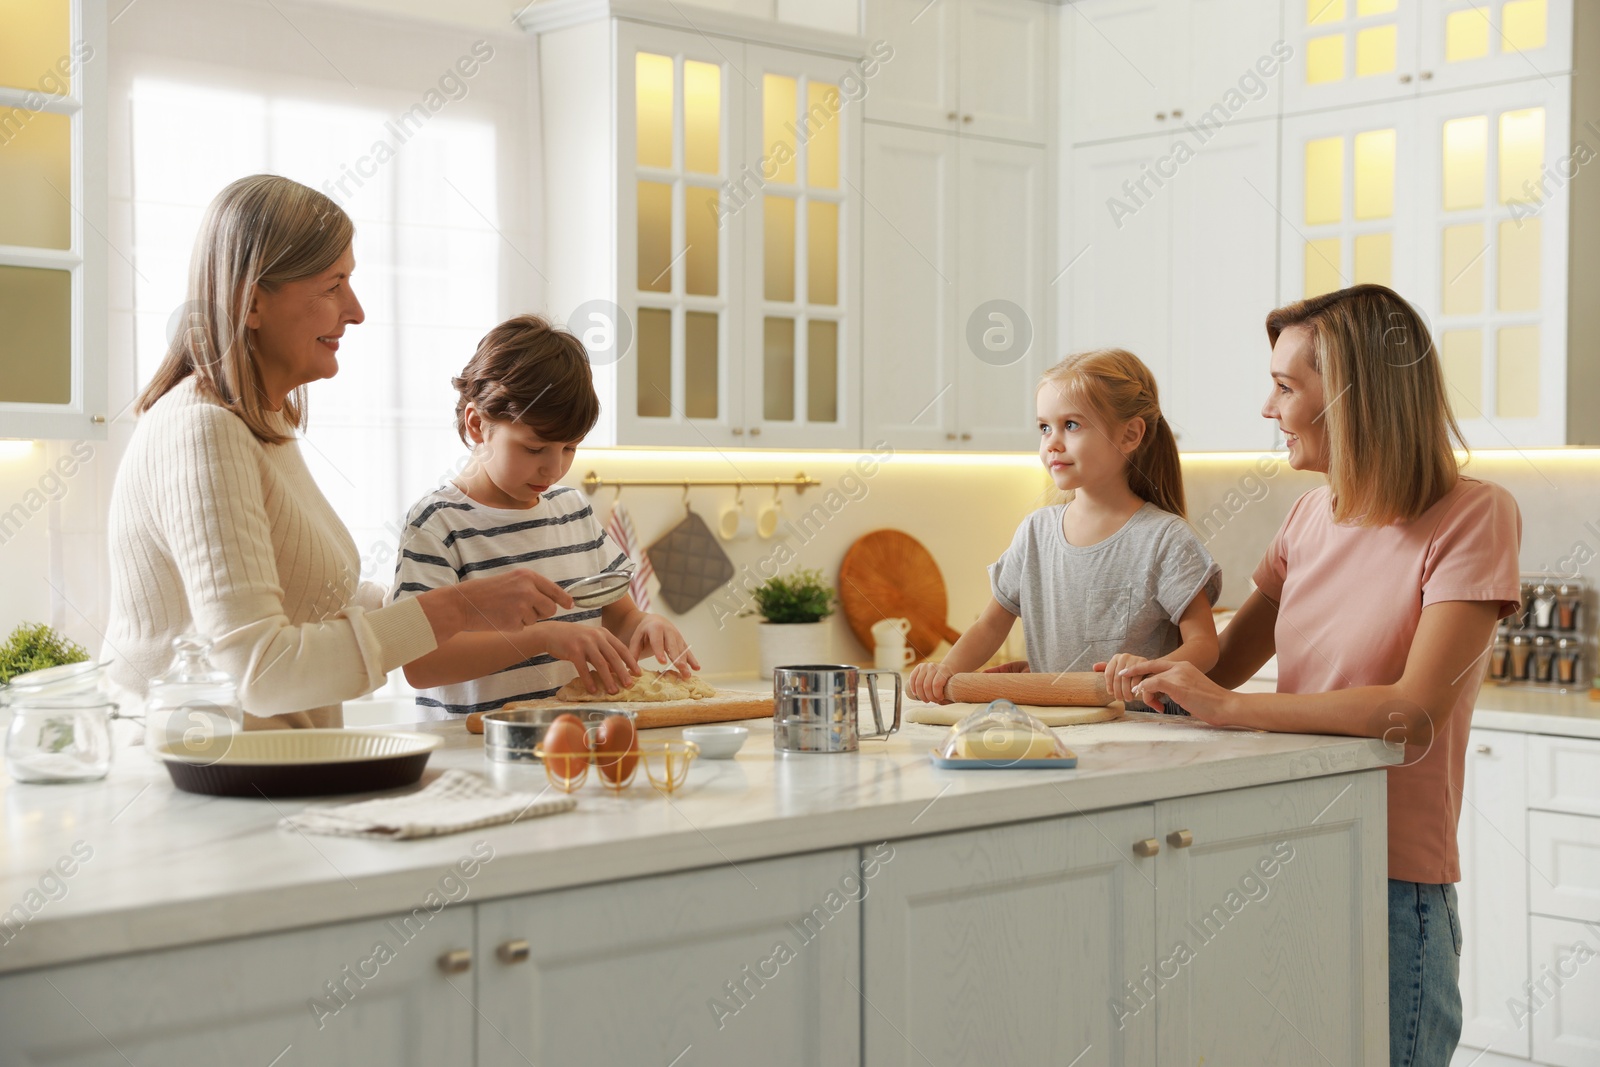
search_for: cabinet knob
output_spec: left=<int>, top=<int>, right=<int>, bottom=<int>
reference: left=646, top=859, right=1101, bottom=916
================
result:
left=730, top=427, right=744, bottom=436
left=962, top=114, right=973, bottom=124
left=90, top=414, right=107, bottom=425
left=438, top=949, right=472, bottom=974
left=1399, top=73, right=1413, bottom=83
left=1476, top=743, right=1492, bottom=755
left=748, top=426, right=761, bottom=436
left=1155, top=112, right=1167, bottom=121
left=1167, top=829, right=1194, bottom=849
left=959, top=433, right=972, bottom=441
left=1171, top=108, right=1184, bottom=118
left=947, top=110, right=959, bottom=121
left=946, top=433, right=958, bottom=441
left=497, top=938, right=531, bottom=964
left=1420, top=70, right=1433, bottom=80
left=1133, top=837, right=1160, bottom=857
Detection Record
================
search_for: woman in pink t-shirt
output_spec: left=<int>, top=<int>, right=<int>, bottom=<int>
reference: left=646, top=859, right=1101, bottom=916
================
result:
left=1129, top=285, right=1522, bottom=1067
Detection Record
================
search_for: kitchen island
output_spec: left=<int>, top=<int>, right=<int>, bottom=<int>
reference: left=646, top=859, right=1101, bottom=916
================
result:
left=0, top=698, right=1397, bottom=1066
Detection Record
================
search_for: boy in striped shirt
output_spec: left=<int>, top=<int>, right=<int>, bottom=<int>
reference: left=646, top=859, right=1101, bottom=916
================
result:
left=391, top=315, right=700, bottom=717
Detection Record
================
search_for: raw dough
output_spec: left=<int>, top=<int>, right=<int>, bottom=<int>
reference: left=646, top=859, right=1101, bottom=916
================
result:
left=910, top=701, right=1124, bottom=728
left=556, top=670, right=716, bottom=703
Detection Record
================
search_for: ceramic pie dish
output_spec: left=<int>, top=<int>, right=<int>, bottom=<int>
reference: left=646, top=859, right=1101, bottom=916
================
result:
left=154, top=729, right=443, bottom=798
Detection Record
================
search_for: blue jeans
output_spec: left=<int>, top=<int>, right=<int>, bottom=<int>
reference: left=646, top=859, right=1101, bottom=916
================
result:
left=1389, top=880, right=1463, bottom=1067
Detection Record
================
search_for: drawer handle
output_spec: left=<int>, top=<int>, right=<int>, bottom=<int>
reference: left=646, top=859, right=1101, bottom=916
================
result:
left=1171, top=108, right=1184, bottom=118
left=1133, top=837, right=1160, bottom=857
left=947, top=111, right=959, bottom=121
left=438, top=949, right=472, bottom=975
left=1167, top=829, right=1194, bottom=849
left=1399, top=73, right=1413, bottom=83
left=1155, top=112, right=1167, bottom=121
left=1476, top=744, right=1492, bottom=755
left=498, top=938, right=531, bottom=964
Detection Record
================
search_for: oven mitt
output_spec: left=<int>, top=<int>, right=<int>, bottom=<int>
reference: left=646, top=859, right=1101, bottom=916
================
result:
left=646, top=509, right=735, bottom=614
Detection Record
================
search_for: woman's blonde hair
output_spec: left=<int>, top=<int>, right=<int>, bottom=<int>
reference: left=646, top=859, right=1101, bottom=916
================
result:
left=1265, top=284, right=1462, bottom=526
left=136, top=175, right=354, bottom=444
left=1038, top=348, right=1186, bottom=517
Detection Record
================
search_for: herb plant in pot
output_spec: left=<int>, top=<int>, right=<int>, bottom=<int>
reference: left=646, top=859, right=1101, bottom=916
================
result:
left=748, top=569, right=836, bottom=680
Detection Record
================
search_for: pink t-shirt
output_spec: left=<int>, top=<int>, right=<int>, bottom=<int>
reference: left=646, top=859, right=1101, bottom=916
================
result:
left=1252, top=477, right=1522, bottom=884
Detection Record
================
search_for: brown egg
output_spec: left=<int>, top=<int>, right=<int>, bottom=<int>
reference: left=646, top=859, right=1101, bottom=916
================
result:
left=542, top=715, right=590, bottom=781
left=593, top=714, right=638, bottom=784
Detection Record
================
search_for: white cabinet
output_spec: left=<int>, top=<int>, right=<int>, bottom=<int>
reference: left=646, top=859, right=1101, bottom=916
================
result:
left=0, top=0, right=108, bottom=441
left=529, top=5, right=865, bottom=449
left=0, top=908, right=475, bottom=1066
left=1457, top=728, right=1531, bottom=1058
left=866, top=0, right=1051, bottom=144
left=1070, top=119, right=1280, bottom=451
left=862, top=124, right=1048, bottom=452
left=1528, top=914, right=1600, bottom=1067
left=475, top=849, right=861, bottom=1067
left=1069, top=0, right=1283, bottom=146
left=862, top=772, right=1388, bottom=1066
left=1282, top=0, right=1570, bottom=114
left=1153, top=774, right=1389, bottom=1067
left=862, top=804, right=1160, bottom=1064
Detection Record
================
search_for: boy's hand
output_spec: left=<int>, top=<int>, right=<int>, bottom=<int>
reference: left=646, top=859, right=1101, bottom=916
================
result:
left=1094, top=653, right=1149, bottom=704
left=907, top=661, right=955, bottom=704
left=540, top=622, right=640, bottom=694
left=627, top=614, right=701, bottom=677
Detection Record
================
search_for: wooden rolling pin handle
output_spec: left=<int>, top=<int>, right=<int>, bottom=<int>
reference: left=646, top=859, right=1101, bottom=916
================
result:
left=945, top=671, right=1111, bottom=707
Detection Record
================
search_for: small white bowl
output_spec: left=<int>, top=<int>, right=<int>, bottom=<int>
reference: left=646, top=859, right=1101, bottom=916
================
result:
left=682, top=725, right=748, bottom=759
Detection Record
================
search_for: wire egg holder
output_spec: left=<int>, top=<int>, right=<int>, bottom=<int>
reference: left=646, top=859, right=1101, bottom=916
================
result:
left=532, top=738, right=700, bottom=794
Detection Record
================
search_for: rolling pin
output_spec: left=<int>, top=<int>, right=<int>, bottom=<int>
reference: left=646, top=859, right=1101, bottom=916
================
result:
left=946, top=671, right=1111, bottom=707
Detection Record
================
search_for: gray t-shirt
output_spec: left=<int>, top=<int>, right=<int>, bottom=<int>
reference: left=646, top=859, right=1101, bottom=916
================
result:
left=988, top=502, right=1223, bottom=680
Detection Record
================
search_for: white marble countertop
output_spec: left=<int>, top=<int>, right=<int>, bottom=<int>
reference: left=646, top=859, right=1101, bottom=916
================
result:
left=0, top=681, right=1400, bottom=976
left=1469, top=684, right=1600, bottom=739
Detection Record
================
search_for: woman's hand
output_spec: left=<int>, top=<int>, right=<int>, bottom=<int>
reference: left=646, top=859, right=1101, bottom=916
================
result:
left=539, top=622, right=641, bottom=694
left=429, top=569, right=574, bottom=636
left=1116, top=659, right=1236, bottom=724
left=626, top=614, right=701, bottom=677
left=908, top=661, right=956, bottom=703
left=1096, top=653, right=1149, bottom=704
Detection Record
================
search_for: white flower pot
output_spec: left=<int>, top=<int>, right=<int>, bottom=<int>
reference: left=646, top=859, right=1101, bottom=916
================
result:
left=757, top=621, right=832, bottom=681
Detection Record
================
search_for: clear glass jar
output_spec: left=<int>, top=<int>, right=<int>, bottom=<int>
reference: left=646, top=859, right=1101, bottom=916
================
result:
left=4, top=661, right=115, bottom=783
left=143, top=635, right=242, bottom=761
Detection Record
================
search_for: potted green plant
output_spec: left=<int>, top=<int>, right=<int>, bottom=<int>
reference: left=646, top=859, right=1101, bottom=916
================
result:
left=0, top=622, right=90, bottom=704
left=746, top=568, right=836, bottom=678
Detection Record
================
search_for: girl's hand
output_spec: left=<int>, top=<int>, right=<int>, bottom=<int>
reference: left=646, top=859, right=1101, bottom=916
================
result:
left=1117, top=659, right=1235, bottom=724
left=539, top=622, right=641, bottom=694
left=627, top=614, right=701, bottom=677
left=908, top=661, right=955, bottom=704
left=1095, top=653, right=1149, bottom=704
left=983, top=660, right=1030, bottom=674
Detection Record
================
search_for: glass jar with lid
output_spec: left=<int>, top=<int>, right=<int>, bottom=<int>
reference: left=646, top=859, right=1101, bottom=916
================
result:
left=143, top=635, right=242, bottom=761
left=4, top=661, right=115, bottom=783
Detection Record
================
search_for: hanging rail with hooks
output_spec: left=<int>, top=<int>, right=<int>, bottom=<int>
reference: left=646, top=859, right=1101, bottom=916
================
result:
left=580, top=471, right=820, bottom=496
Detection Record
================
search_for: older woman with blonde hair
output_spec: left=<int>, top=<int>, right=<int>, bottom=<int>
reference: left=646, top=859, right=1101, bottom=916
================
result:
left=106, top=175, right=571, bottom=728
left=1128, top=284, right=1522, bottom=1067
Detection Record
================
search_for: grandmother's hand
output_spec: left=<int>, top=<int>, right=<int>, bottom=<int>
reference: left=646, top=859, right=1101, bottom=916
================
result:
left=421, top=569, right=574, bottom=641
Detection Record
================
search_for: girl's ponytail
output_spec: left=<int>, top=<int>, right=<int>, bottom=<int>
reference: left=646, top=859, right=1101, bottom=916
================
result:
left=1039, top=348, right=1188, bottom=518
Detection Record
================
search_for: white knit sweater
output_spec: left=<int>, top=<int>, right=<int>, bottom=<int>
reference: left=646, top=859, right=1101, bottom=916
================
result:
left=105, top=378, right=437, bottom=728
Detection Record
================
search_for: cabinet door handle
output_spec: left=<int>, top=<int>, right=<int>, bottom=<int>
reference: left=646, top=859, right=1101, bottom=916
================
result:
left=1399, top=73, right=1413, bottom=83
left=962, top=114, right=973, bottom=123
left=498, top=939, right=531, bottom=964
left=1420, top=70, right=1433, bottom=80
left=946, top=432, right=958, bottom=441
left=1476, top=743, right=1492, bottom=755
left=731, top=427, right=744, bottom=436
left=1133, top=838, right=1160, bottom=857
left=90, top=414, right=107, bottom=425
left=1167, top=829, right=1194, bottom=849
left=438, top=949, right=472, bottom=974
left=748, top=426, right=761, bottom=436
left=1171, top=108, right=1184, bottom=118
left=947, top=110, right=959, bottom=121
left=1155, top=112, right=1167, bottom=121
left=959, top=432, right=972, bottom=441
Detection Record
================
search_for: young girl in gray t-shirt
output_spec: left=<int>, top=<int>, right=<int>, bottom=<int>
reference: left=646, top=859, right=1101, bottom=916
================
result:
left=908, top=349, right=1222, bottom=708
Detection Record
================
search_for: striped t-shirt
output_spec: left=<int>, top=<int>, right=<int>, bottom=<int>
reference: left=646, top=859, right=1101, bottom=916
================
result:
left=390, top=483, right=630, bottom=717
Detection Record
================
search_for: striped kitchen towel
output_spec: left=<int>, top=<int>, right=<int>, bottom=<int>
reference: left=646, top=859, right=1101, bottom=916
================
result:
left=605, top=500, right=654, bottom=612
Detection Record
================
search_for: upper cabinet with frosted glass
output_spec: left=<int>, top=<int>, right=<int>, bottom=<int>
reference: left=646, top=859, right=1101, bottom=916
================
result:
left=1283, top=0, right=1571, bottom=113
left=0, top=0, right=106, bottom=441
left=522, top=3, right=866, bottom=449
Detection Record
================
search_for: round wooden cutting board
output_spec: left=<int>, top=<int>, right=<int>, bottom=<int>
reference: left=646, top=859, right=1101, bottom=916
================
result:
left=838, top=530, right=963, bottom=664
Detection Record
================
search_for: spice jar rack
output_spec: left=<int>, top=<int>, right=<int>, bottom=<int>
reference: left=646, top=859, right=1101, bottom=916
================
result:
left=1488, top=576, right=1591, bottom=693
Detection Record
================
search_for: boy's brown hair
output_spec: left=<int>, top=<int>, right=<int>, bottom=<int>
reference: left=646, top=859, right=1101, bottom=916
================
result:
left=453, top=314, right=600, bottom=445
